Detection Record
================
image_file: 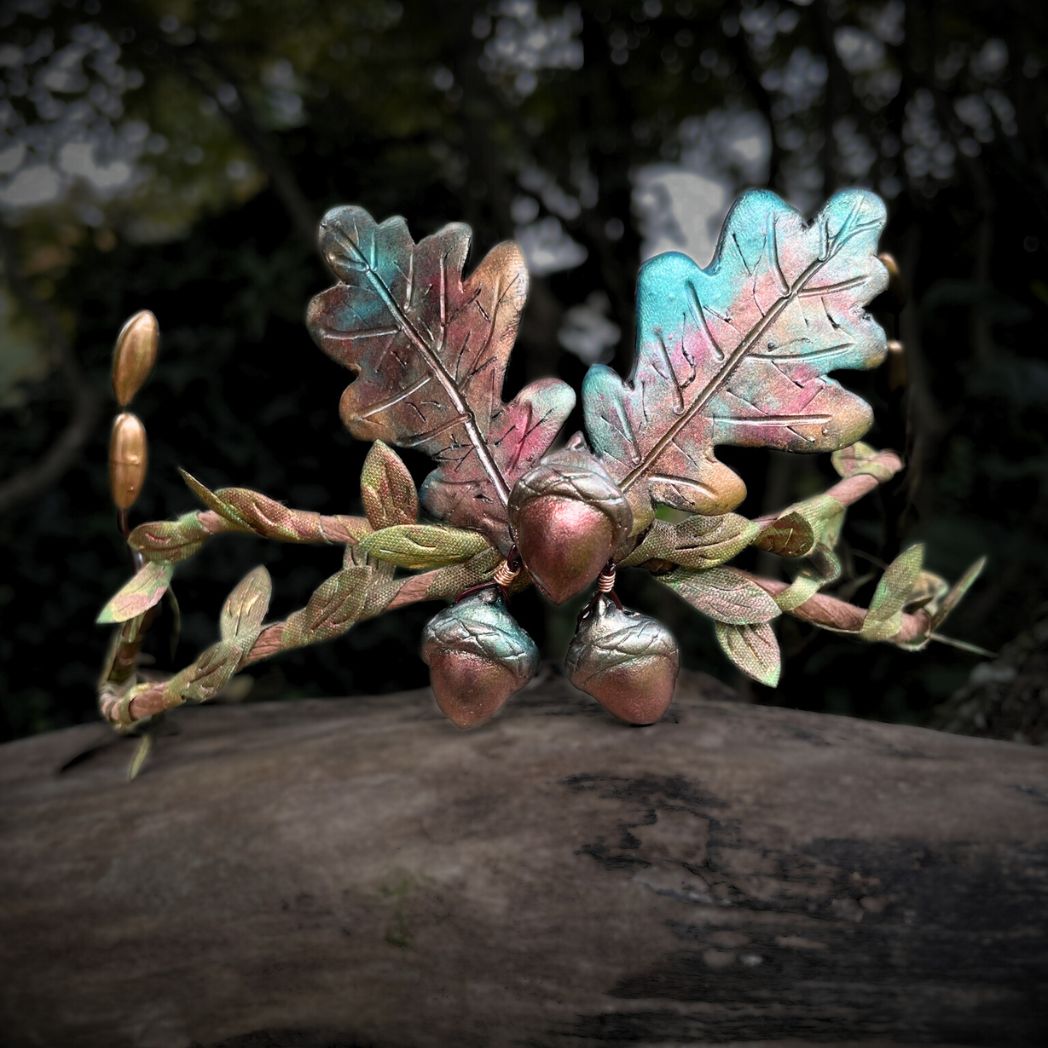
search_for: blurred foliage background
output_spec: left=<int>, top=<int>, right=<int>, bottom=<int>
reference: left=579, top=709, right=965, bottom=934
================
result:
left=1, top=0, right=1046, bottom=740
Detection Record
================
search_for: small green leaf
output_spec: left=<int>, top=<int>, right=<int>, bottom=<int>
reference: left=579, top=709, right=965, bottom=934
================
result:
left=905, top=569, right=949, bottom=611
left=97, top=561, right=175, bottom=624
left=220, top=566, right=272, bottom=641
left=128, top=514, right=208, bottom=563
left=755, top=510, right=818, bottom=558
left=660, top=567, right=781, bottom=625
left=861, top=544, right=925, bottom=641
left=618, top=520, right=675, bottom=565
left=774, top=547, right=842, bottom=612
left=714, top=621, right=781, bottom=686
left=357, top=523, right=491, bottom=569
left=621, top=513, right=759, bottom=569
left=127, top=732, right=153, bottom=781
left=666, top=513, right=761, bottom=569
left=303, top=566, right=373, bottom=636
left=831, top=441, right=898, bottom=481
left=165, top=585, right=182, bottom=659
left=165, top=639, right=245, bottom=704
left=931, top=557, right=986, bottom=630
left=773, top=571, right=823, bottom=613
left=361, top=441, right=419, bottom=529
left=755, top=493, right=846, bottom=560
left=178, top=468, right=253, bottom=530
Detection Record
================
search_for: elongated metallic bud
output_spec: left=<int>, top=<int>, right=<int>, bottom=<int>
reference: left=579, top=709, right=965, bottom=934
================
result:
left=877, top=252, right=906, bottom=307
left=886, top=338, right=906, bottom=389
left=112, top=310, right=159, bottom=407
left=421, top=589, right=538, bottom=729
left=567, top=595, right=679, bottom=725
left=109, top=412, right=148, bottom=510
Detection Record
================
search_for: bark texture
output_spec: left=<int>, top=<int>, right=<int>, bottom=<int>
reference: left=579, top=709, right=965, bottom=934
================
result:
left=1, top=673, right=1046, bottom=1048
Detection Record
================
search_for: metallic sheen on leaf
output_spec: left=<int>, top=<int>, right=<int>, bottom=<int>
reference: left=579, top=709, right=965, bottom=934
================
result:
left=583, top=189, right=889, bottom=528
left=307, top=206, right=574, bottom=549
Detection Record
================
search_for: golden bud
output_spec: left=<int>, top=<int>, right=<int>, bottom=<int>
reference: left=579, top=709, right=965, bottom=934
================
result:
left=886, top=339, right=907, bottom=389
left=109, top=412, right=149, bottom=510
left=112, top=310, right=159, bottom=407
left=877, top=252, right=907, bottom=307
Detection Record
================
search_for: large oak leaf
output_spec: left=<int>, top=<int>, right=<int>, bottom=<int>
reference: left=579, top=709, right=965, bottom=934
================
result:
left=307, top=206, right=574, bottom=549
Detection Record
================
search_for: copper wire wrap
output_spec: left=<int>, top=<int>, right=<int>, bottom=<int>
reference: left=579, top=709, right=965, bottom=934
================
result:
left=493, top=558, right=521, bottom=588
left=596, top=563, right=617, bottom=593
left=454, top=547, right=523, bottom=604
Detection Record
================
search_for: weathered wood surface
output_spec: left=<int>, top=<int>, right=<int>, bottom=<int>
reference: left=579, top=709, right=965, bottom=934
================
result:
left=1, top=673, right=1047, bottom=1048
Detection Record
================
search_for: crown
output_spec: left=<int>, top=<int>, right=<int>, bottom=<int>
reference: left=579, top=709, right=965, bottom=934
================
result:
left=97, top=189, right=983, bottom=744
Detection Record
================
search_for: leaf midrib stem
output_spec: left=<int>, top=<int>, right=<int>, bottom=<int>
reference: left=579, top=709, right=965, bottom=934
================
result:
left=352, top=243, right=511, bottom=505
left=620, top=248, right=839, bottom=493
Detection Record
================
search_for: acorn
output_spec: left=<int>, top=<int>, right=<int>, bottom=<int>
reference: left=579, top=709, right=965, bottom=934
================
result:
left=108, top=411, right=149, bottom=511
left=508, top=443, right=632, bottom=605
left=112, top=310, right=159, bottom=407
left=421, top=589, right=538, bottom=729
left=566, top=595, right=679, bottom=725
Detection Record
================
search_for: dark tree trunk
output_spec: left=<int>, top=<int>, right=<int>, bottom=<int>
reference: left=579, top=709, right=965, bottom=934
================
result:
left=2, top=674, right=1046, bottom=1047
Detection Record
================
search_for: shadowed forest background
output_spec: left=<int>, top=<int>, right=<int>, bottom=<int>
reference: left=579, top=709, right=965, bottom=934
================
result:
left=1, top=0, right=1045, bottom=741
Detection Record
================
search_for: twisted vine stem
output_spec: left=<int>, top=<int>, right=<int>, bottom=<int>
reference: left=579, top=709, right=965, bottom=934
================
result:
left=98, top=447, right=910, bottom=730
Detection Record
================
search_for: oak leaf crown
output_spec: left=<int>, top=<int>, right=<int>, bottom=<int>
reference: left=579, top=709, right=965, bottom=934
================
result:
left=96, top=186, right=984, bottom=739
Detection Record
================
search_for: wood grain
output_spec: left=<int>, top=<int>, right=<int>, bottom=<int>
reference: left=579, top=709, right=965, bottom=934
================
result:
left=1, top=673, right=1046, bottom=1047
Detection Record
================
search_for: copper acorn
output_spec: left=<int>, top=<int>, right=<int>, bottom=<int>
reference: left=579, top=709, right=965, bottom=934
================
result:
left=421, top=589, right=538, bottom=729
left=566, top=595, right=679, bottom=725
left=112, top=310, right=159, bottom=407
left=508, top=443, right=632, bottom=605
left=108, top=411, right=149, bottom=511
